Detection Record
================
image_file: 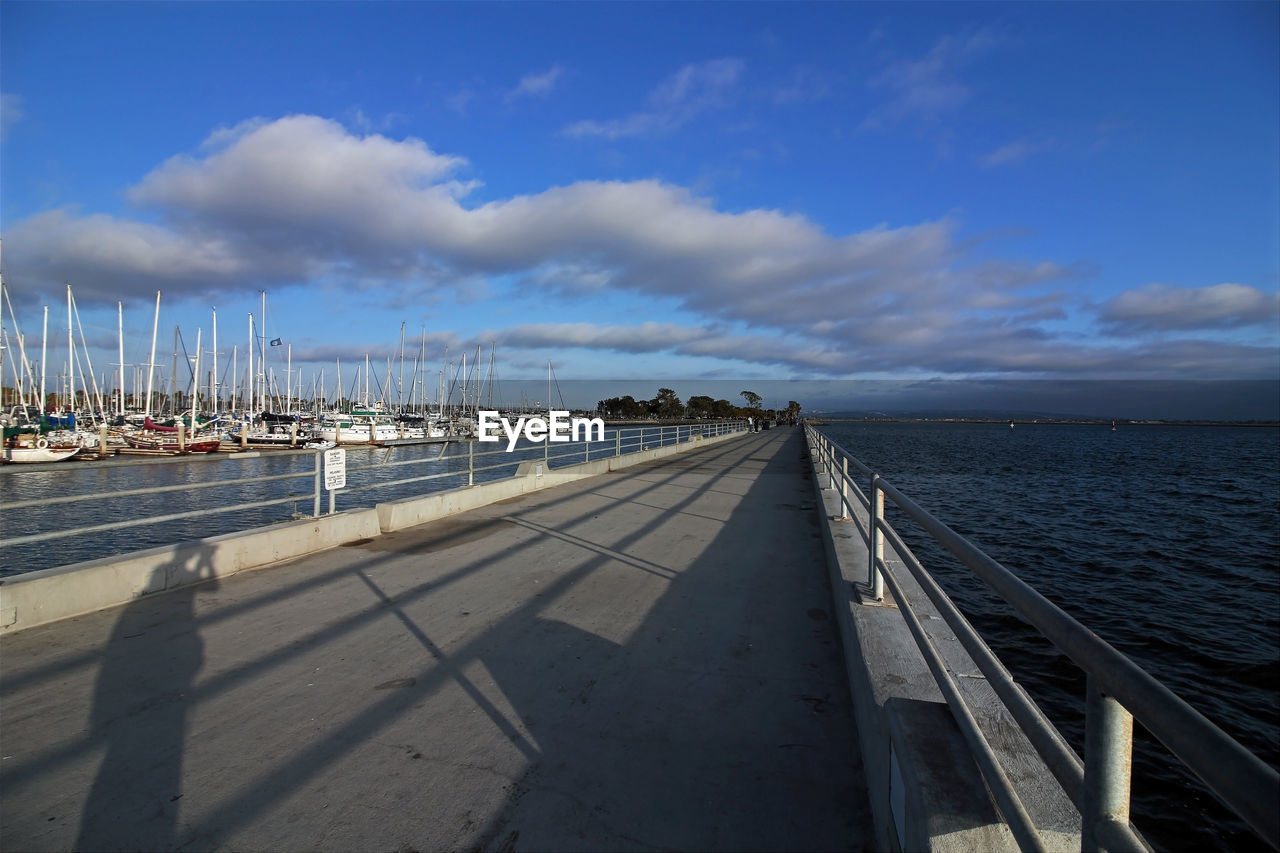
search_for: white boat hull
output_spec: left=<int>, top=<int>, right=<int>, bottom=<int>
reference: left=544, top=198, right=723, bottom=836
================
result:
left=316, top=420, right=400, bottom=444
left=3, top=442, right=81, bottom=463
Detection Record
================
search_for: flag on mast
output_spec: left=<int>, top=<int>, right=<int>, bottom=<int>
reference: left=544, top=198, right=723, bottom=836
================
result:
left=270, top=338, right=282, bottom=346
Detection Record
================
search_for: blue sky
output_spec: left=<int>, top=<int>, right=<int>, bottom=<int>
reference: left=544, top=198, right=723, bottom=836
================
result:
left=1, top=1, right=1277, bottom=411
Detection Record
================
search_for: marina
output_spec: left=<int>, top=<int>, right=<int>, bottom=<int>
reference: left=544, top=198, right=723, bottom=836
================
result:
left=0, top=283, right=513, bottom=467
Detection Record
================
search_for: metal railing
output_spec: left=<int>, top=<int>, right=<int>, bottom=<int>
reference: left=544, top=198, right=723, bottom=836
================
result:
left=0, top=421, right=747, bottom=553
left=805, top=422, right=1279, bottom=853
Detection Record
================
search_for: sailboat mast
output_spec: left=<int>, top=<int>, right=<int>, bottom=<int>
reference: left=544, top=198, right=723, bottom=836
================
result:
left=169, top=326, right=180, bottom=417
left=259, top=290, right=266, bottom=413
left=211, top=308, right=218, bottom=413
left=144, top=291, right=160, bottom=419
left=66, top=285, right=75, bottom=413
left=41, top=306, right=48, bottom=414
left=117, top=303, right=125, bottom=416
left=69, top=291, right=104, bottom=422
left=247, top=313, right=254, bottom=416
left=459, top=351, right=467, bottom=418
left=438, top=346, right=447, bottom=419
left=191, top=328, right=202, bottom=424
left=487, top=343, right=495, bottom=409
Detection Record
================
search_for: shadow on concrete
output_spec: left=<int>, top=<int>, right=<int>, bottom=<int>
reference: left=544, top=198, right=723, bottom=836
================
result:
left=0, top=437, right=753, bottom=698
left=74, top=549, right=219, bottom=852
left=461, top=428, right=870, bottom=851
left=3, top=431, right=871, bottom=851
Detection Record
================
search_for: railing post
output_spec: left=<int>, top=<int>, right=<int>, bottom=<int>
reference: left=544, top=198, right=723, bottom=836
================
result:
left=469, top=438, right=475, bottom=486
left=840, top=457, right=850, bottom=519
left=313, top=450, right=321, bottom=517
left=869, top=473, right=884, bottom=600
left=1083, top=677, right=1134, bottom=852
left=616, top=429, right=622, bottom=457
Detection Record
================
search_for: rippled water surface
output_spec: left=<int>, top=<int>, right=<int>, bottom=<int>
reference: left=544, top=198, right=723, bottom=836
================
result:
left=0, top=431, right=647, bottom=576
left=819, top=420, right=1279, bottom=852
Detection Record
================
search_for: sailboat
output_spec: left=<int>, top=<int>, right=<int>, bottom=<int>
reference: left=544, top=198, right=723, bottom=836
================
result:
left=2, top=436, right=81, bottom=464
left=2, top=409, right=82, bottom=463
left=0, top=279, right=81, bottom=463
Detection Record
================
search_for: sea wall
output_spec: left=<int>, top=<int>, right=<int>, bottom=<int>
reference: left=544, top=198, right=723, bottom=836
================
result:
left=0, top=509, right=383, bottom=635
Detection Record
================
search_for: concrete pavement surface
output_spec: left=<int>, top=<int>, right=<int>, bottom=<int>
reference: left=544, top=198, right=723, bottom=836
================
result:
left=1, top=428, right=873, bottom=852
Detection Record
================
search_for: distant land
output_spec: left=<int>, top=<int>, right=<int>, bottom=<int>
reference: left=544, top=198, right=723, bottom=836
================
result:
left=530, top=380, right=1280, bottom=424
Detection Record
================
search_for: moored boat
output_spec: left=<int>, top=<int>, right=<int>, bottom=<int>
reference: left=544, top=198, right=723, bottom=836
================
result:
left=316, top=409, right=400, bottom=444
left=2, top=434, right=81, bottom=464
left=121, top=432, right=222, bottom=454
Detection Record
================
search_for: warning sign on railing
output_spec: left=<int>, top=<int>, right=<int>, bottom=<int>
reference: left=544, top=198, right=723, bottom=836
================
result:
left=323, top=448, right=346, bottom=490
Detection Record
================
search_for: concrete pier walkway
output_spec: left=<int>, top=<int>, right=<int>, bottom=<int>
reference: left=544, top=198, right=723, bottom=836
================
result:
left=1, top=428, right=873, bottom=852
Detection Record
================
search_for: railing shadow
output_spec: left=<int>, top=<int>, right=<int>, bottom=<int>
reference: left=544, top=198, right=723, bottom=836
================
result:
left=4, top=428, right=844, bottom=851
left=462, top=428, right=872, bottom=850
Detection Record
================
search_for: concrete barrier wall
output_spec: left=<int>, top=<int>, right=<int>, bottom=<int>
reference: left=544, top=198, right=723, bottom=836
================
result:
left=802, top=429, right=1078, bottom=852
left=2, top=429, right=747, bottom=635
left=0, top=509, right=382, bottom=635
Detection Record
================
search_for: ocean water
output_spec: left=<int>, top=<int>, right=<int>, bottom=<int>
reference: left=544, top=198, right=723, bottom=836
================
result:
left=818, top=420, right=1279, bottom=852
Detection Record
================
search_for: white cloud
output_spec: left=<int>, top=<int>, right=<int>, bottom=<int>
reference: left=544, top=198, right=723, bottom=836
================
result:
left=446, top=88, right=474, bottom=116
left=7, top=113, right=1271, bottom=379
left=5, top=209, right=249, bottom=301
left=980, top=139, right=1037, bottom=168
left=1097, top=283, right=1280, bottom=333
left=564, top=58, right=745, bottom=139
left=863, top=27, right=1005, bottom=129
left=0, top=92, right=23, bottom=141
left=509, top=64, right=565, bottom=100
left=491, top=322, right=706, bottom=353
left=766, top=66, right=834, bottom=105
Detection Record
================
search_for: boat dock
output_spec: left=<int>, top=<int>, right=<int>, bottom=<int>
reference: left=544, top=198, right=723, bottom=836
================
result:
left=374, top=435, right=457, bottom=446
left=0, top=429, right=875, bottom=852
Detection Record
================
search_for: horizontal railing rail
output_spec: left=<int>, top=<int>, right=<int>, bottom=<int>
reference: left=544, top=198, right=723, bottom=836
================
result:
left=804, top=421, right=1279, bottom=853
left=0, top=420, right=746, bottom=557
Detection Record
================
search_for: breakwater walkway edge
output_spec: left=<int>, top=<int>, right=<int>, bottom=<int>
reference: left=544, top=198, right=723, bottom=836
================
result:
left=1, top=428, right=877, bottom=852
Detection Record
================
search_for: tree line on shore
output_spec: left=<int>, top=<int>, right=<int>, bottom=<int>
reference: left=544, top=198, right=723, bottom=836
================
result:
left=595, top=388, right=802, bottom=423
